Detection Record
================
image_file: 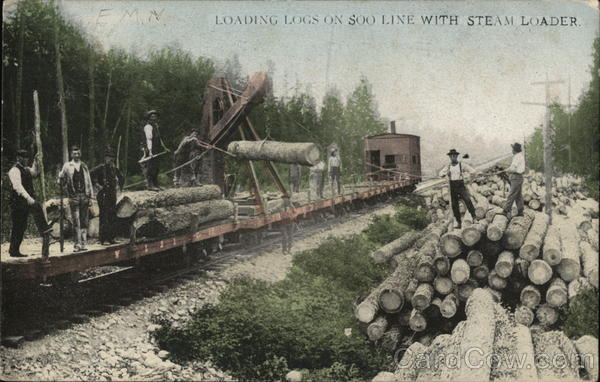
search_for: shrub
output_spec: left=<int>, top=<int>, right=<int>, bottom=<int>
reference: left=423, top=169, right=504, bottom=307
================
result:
left=584, top=178, right=599, bottom=201
left=394, top=204, right=429, bottom=230
left=363, top=214, right=410, bottom=245
left=561, top=286, right=599, bottom=338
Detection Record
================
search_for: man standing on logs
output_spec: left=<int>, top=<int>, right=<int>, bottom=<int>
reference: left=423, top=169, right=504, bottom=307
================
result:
left=7, top=149, right=53, bottom=257
left=91, top=147, right=124, bottom=245
left=501, top=142, right=526, bottom=218
left=59, top=145, right=94, bottom=252
left=140, top=110, right=164, bottom=191
left=328, top=148, right=342, bottom=196
left=439, top=148, right=477, bottom=229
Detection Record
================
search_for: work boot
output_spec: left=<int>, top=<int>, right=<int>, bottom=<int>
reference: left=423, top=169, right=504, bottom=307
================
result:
left=9, top=252, right=28, bottom=258
left=74, top=228, right=83, bottom=252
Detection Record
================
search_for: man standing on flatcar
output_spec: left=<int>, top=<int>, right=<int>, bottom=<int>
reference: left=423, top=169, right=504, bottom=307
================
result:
left=91, top=147, right=124, bottom=245
left=140, top=110, right=164, bottom=191
left=59, top=145, right=94, bottom=252
left=439, top=148, right=477, bottom=229
left=7, top=149, right=53, bottom=257
left=328, top=148, right=342, bottom=196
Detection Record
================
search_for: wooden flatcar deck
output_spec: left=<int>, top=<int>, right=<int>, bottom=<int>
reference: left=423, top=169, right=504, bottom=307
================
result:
left=2, top=180, right=411, bottom=280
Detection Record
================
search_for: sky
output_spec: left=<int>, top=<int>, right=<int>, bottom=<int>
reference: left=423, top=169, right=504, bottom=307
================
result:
left=19, top=0, right=599, bottom=173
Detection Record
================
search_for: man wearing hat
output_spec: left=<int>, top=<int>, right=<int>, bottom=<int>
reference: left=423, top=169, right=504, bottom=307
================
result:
left=59, top=145, right=94, bottom=251
left=140, top=110, right=163, bottom=191
left=7, top=149, right=53, bottom=257
left=439, top=148, right=477, bottom=229
left=91, top=146, right=124, bottom=244
left=501, top=142, right=526, bottom=217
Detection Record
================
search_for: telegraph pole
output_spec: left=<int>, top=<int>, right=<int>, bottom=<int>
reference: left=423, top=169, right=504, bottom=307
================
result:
left=567, top=76, right=572, bottom=171
left=523, top=74, right=566, bottom=224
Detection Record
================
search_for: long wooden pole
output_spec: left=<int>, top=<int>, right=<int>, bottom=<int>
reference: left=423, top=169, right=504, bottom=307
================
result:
left=54, top=10, right=69, bottom=163
left=33, top=90, right=47, bottom=219
left=543, top=74, right=553, bottom=225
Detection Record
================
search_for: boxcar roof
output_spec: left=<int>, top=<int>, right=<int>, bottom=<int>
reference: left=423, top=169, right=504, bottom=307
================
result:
left=365, top=133, right=420, bottom=140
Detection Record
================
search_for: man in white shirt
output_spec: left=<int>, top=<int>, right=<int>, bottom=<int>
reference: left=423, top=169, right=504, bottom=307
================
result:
left=501, top=142, right=526, bottom=217
left=7, top=149, right=52, bottom=257
left=140, top=110, right=163, bottom=191
left=439, top=148, right=477, bottom=229
left=328, top=149, right=342, bottom=195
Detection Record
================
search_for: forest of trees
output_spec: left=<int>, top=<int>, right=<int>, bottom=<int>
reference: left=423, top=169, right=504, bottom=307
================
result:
left=525, top=38, right=599, bottom=197
left=2, top=1, right=386, bottom=181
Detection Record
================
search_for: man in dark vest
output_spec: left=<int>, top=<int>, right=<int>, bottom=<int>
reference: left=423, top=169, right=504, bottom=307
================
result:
left=59, top=145, right=94, bottom=252
left=7, top=149, right=52, bottom=257
left=91, top=147, right=124, bottom=245
left=140, top=110, right=163, bottom=191
left=439, top=148, right=478, bottom=229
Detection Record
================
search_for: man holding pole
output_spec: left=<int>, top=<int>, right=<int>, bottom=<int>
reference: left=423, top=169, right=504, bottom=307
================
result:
left=91, top=147, right=124, bottom=245
left=59, top=146, right=94, bottom=252
left=439, top=148, right=477, bottom=229
left=140, top=110, right=165, bottom=191
left=7, top=149, right=53, bottom=257
left=501, top=142, right=526, bottom=218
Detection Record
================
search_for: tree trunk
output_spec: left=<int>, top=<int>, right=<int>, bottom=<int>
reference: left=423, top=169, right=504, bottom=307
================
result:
left=15, top=7, right=25, bottom=148
left=472, top=264, right=489, bottom=280
left=134, top=199, right=234, bottom=237
left=520, top=285, right=541, bottom=309
left=521, top=212, right=550, bottom=261
left=535, top=304, right=558, bottom=326
left=440, top=293, right=458, bottom=318
left=514, top=305, right=535, bottom=326
left=366, top=316, right=388, bottom=342
left=545, top=278, right=568, bottom=308
left=117, top=185, right=222, bottom=218
left=495, top=251, right=515, bottom=278
left=457, top=279, right=478, bottom=301
left=370, top=231, right=421, bottom=264
left=574, top=335, right=598, bottom=382
left=486, top=213, right=509, bottom=241
left=528, top=259, right=553, bottom=285
left=450, top=258, right=469, bottom=284
left=54, top=13, right=69, bottom=163
left=513, top=324, right=539, bottom=381
left=557, top=243, right=581, bottom=282
left=461, top=220, right=488, bottom=247
left=433, top=276, right=453, bottom=295
left=88, top=47, right=95, bottom=159
left=488, top=270, right=507, bottom=290
left=466, top=249, right=483, bottom=267
left=473, top=193, right=489, bottom=219
left=579, top=241, right=598, bottom=288
left=440, top=230, right=463, bottom=258
left=411, top=283, right=434, bottom=311
left=528, top=199, right=542, bottom=211
left=485, top=206, right=502, bottom=224
left=227, top=140, right=320, bottom=165
left=433, top=253, right=450, bottom=276
left=408, top=309, right=427, bottom=332
left=502, top=211, right=535, bottom=249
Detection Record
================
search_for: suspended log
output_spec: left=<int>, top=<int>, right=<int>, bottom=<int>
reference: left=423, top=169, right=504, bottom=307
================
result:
left=557, top=243, right=581, bottom=283
left=488, top=270, right=507, bottom=290
left=227, top=140, right=320, bottom=165
left=466, top=249, right=483, bottom=267
left=515, top=305, right=535, bottom=327
left=411, top=283, right=434, bottom=311
left=579, top=241, right=599, bottom=289
left=457, top=279, right=478, bottom=301
left=574, top=335, right=599, bottom=382
left=117, top=185, right=222, bottom=218
left=494, top=251, right=515, bottom=278
left=450, top=258, right=470, bottom=284
left=487, top=213, right=509, bottom=241
left=370, top=231, right=421, bottom=264
left=545, top=278, right=568, bottom=308
left=134, top=199, right=234, bottom=237
left=520, top=285, right=541, bottom=309
left=408, top=309, right=427, bottom=332
left=541, top=225, right=561, bottom=265
left=367, top=316, right=388, bottom=342
left=453, top=289, right=496, bottom=382
left=472, top=264, right=490, bottom=280
left=433, top=253, right=450, bottom=276
left=535, top=304, right=558, bottom=326
left=440, top=293, right=458, bottom=318
left=440, top=230, right=463, bottom=258
left=502, top=211, right=535, bottom=249
left=433, top=276, right=454, bottom=295
left=528, top=259, right=553, bottom=285
left=461, top=220, right=488, bottom=247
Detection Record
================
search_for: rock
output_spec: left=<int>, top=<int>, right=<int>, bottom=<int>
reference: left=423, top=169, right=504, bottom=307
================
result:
left=286, top=370, right=303, bottom=382
left=157, top=350, right=170, bottom=360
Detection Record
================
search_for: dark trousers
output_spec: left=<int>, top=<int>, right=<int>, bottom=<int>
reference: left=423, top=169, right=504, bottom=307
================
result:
left=449, top=180, right=476, bottom=223
left=9, top=201, right=48, bottom=255
left=97, top=190, right=117, bottom=242
left=329, top=167, right=341, bottom=195
left=69, top=193, right=90, bottom=230
left=503, top=174, right=524, bottom=214
left=142, top=157, right=160, bottom=188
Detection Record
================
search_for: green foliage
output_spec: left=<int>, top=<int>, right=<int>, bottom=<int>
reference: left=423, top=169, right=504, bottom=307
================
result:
left=561, top=286, right=599, bottom=338
left=363, top=214, right=411, bottom=246
left=584, top=178, right=599, bottom=201
left=395, top=204, right=428, bottom=230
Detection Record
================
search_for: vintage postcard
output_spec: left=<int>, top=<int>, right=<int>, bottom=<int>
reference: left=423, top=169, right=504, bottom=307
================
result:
left=1, top=0, right=599, bottom=381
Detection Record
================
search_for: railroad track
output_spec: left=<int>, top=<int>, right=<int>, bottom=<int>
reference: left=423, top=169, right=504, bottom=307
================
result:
left=1, top=194, right=400, bottom=345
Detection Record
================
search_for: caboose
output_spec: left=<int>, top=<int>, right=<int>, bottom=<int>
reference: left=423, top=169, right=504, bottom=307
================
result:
left=364, top=121, right=421, bottom=183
